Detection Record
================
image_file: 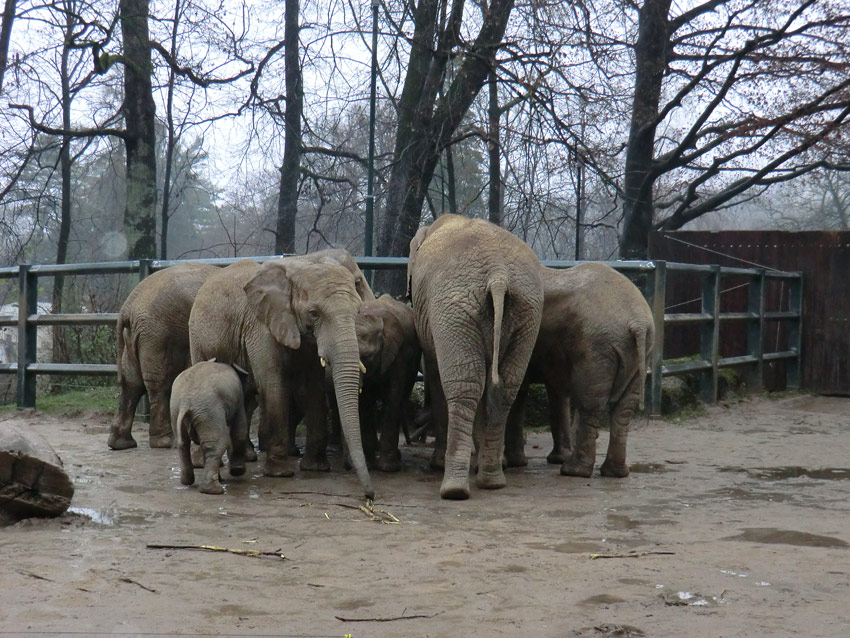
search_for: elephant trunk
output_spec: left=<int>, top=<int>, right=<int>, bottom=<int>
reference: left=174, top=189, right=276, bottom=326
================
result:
left=318, top=320, right=375, bottom=500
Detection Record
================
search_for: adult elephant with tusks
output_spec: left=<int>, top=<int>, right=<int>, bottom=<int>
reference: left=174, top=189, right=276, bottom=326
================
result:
left=407, top=214, right=544, bottom=500
left=188, top=249, right=375, bottom=500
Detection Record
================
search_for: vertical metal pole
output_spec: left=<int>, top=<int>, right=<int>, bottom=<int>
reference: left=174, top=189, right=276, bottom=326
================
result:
left=364, top=0, right=378, bottom=258
left=746, top=269, right=765, bottom=394
left=645, top=260, right=666, bottom=415
left=17, top=264, right=38, bottom=408
left=700, top=265, right=721, bottom=403
left=787, top=272, right=803, bottom=390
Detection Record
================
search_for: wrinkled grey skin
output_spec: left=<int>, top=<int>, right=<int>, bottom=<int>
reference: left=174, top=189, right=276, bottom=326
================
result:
left=188, top=249, right=376, bottom=500
left=170, top=360, right=250, bottom=495
left=408, top=214, right=543, bottom=500
left=338, top=295, right=420, bottom=472
left=108, top=262, right=219, bottom=451
left=505, top=262, right=655, bottom=478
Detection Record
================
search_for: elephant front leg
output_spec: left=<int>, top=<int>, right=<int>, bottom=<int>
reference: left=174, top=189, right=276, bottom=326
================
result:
left=227, top=406, right=249, bottom=478
left=547, top=385, right=571, bottom=465
left=425, top=363, right=447, bottom=471
left=178, top=430, right=195, bottom=486
left=560, top=408, right=601, bottom=478
left=376, top=384, right=403, bottom=473
left=261, top=385, right=297, bottom=478
left=503, top=382, right=528, bottom=468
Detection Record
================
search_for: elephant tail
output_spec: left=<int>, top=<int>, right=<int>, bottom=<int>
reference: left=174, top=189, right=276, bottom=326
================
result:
left=486, top=277, right=507, bottom=426
left=173, top=406, right=190, bottom=444
left=487, top=278, right=507, bottom=387
left=631, top=322, right=650, bottom=412
left=115, top=313, right=137, bottom=386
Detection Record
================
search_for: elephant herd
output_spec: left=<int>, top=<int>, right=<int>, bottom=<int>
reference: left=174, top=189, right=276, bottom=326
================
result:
left=107, top=214, right=654, bottom=501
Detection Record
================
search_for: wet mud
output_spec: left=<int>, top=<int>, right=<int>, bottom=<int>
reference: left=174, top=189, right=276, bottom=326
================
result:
left=2, top=393, right=850, bottom=637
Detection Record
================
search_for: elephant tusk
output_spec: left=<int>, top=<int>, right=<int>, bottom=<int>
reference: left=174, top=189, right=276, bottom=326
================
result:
left=320, top=357, right=327, bottom=368
left=359, top=360, right=367, bottom=375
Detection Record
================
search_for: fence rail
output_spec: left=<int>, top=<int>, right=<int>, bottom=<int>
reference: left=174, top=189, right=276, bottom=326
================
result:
left=0, top=256, right=803, bottom=414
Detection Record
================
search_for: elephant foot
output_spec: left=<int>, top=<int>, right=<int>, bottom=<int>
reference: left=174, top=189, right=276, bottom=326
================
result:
left=263, top=456, right=296, bottom=477
left=429, top=447, right=445, bottom=470
left=244, top=441, right=258, bottom=463
left=476, top=469, right=507, bottom=490
left=107, top=432, right=138, bottom=450
left=149, top=434, right=174, bottom=449
left=600, top=459, right=630, bottom=478
left=440, top=477, right=470, bottom=500
left=503, top=451, right=528, bottom=468
left=229, top=462, right=246, bottom=477
left=299, top=454, right=331, bottom=472
left=547, top=448, right=569, bottom=465
left=180, top=467, right=194, bottom=486
left=377, top=450, right=402, bottom=473
left=560, top=457, right=594, bottom=478
left=199, top=480, right=224, bottom=495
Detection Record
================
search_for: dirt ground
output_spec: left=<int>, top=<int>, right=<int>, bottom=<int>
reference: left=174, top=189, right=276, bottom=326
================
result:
left=2, top=393, right=850, bottom=638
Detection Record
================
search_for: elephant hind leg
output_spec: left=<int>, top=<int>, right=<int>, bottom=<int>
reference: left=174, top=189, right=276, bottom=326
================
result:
left=178, top=428, right=195, bottom=486
left=199, top=431, right=228, bottom=495
left=109, top=377, right=144, bottom=450
left=600, top=380, right=641, bottom=478
left=147, top=389, right=174, bottom=448
left=560, top=407, right=602, bottom=478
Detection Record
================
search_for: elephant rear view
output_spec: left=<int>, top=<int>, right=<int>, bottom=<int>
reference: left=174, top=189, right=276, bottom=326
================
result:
left=407, top=214, right=543, bottom=500
left=108, top=262, right=220, bottom=451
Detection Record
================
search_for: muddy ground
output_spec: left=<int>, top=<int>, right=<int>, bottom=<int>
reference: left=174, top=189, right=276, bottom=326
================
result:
left=2, top=393, right=850, bottom=638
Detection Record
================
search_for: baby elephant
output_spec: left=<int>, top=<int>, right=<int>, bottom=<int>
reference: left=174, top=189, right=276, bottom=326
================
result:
left=170, top=360, right=250, bottom=494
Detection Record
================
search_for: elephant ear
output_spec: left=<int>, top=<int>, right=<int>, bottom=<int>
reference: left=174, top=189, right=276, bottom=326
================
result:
left=407, top=225, right=430, bottom=299
left=243, top=261, right=301, bottom=350
left=380, top=317, right=403, bottom=376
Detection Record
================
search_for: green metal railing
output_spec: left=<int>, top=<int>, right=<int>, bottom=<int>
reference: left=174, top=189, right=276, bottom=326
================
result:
left=0, top=257, right=803, bottom=414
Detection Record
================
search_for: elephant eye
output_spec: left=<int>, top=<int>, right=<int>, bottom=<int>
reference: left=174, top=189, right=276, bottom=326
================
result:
left=308, top=309, right=320, bottom=321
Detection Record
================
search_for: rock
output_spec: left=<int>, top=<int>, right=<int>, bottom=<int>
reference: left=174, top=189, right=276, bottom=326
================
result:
left=0, top=422, right=74, bottom=521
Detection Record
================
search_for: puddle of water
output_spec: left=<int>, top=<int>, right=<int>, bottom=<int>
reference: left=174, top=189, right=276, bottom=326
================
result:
left=67, top=507, right=115, bottom=526
left=718, top=466, right=850, bottom=481
left=661, top=591, right=722, bottom=607
left=607, top=514, right=641, bottom=530
left=580, top=593, right=626, bottom=605
left=712, top=487, right=795, bottom=503
left=115, top=485, right=153, bottom=495
left=722, top=527, right=849, bottom=548
left=629, top=463, right=671, bottom=474
left=524, top=540, right=604, bottom=554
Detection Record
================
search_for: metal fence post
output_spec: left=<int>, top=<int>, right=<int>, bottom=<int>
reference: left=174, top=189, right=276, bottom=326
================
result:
left=786, top=273, right=803, bottom=389
left=700, top=265, right=720, bottom=403
left=645, top=260, right=666, bottom=415
left=16, top=264, right=38, bottom=407
left=746, top=269, right=766, bottom=393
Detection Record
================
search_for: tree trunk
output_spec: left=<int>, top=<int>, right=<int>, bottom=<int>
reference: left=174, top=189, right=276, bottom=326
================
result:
left=275, top=0, right=302, bottom=255
left=0, top=0, right=17, bottom=94
left=618, top=0, right=672, bottom=260
left=487, top=69, right=501, bottom=226
left=120, top=0, right=157, bottom=260
left=159, top=0, right=181, bottom=259
left=374, top=0, right=516, bottom=295
left=51, top=4, right=74, bottom=370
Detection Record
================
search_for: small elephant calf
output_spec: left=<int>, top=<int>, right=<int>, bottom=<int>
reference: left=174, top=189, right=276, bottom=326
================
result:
left=169, top=360, right=250, bottom=494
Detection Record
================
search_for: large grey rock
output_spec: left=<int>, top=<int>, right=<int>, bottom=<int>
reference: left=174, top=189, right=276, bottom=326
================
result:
left=0, top=422, right=74, bottom=521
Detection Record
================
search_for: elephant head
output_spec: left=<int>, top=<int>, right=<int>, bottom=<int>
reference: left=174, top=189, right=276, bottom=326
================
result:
left=243, top=257, right=374, bottom=500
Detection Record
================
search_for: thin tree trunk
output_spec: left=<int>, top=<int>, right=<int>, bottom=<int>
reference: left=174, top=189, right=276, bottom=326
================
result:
left=51, top=2, right=74, bottom=371
left=445, top=145, right=457, bottom=216
left=275, top=0, right=302, bottom=254
left=618, top=0, right=672, bottom=260
left=0, top=0, right=17, bottom=93
left=120, top=0, right=157, bottom=260
left=159, top=0, right=181, bottom=259
left=487, top=69, right=501, bottom=226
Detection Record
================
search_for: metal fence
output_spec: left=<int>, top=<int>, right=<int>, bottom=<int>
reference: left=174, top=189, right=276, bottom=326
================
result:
left=0, top=257, right=803, bottom=415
